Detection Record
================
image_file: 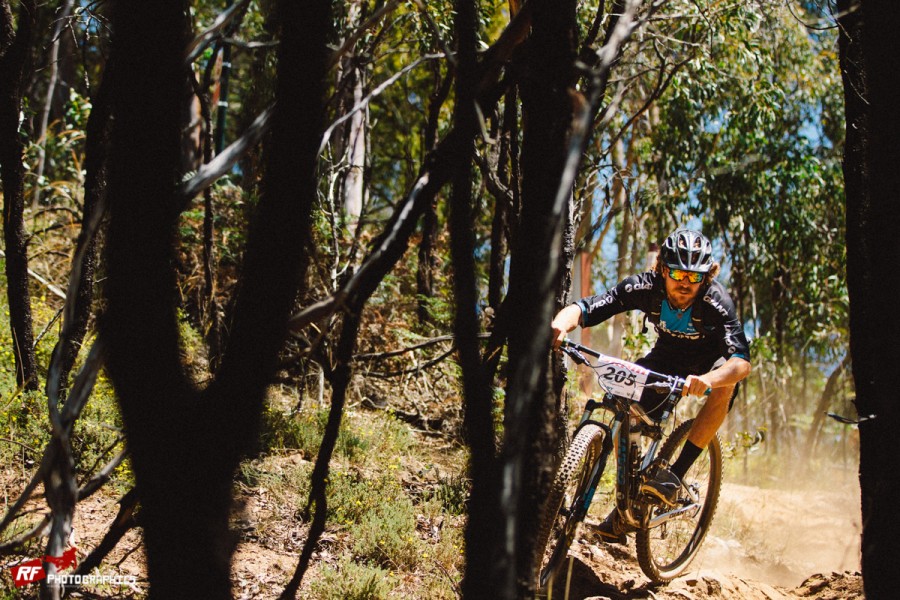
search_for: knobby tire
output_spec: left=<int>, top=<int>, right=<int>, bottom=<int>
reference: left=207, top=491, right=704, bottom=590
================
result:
left=635, top=418, right=722, bottom=583
left=534, top=423, right=606, bottom=590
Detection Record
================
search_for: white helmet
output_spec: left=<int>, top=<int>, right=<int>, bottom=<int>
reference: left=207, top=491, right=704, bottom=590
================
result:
left=660, top=229, right=714, bottom=273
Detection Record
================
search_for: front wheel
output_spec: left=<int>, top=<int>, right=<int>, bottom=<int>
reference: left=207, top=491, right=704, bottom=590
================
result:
left=635, top=419, right=722, bottom=583
left=534, top=423, right=607, bottom=589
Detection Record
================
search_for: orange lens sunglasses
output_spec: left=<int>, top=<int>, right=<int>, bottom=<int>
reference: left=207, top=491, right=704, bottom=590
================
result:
left=667, top=268, right=705, bottom=284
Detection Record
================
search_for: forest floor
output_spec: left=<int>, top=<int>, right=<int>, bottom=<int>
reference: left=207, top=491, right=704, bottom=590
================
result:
left=1, top=404, right=863, bottom=599
left=5, top=457, right=863, bottom=599
left=541, top=476, right=863, bottom=600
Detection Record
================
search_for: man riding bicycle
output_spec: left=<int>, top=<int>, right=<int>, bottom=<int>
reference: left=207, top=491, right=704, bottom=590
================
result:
left=550, top=228, right=751, bottom=541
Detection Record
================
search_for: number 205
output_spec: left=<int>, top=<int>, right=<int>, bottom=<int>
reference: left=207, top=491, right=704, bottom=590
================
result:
left=602, top=366, right=636, bottom=386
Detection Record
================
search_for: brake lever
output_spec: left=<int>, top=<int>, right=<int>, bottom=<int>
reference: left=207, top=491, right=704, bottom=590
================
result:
left=644, top=382, right=674, bottom=392
left=564, top=348, right=590, bottom=366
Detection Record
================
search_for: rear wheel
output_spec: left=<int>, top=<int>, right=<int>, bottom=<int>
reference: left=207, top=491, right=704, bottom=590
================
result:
left=534, top=423, right=607, bottom=589
left=635, top=419, right=722, bottom=583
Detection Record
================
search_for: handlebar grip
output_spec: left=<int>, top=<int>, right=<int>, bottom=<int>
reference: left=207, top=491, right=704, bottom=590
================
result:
left=560, top=339, right=602, bottom=358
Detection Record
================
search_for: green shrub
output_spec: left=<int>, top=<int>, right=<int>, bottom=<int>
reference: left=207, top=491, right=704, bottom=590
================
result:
left=351, top=497, right=421, bottom=570
left=258, top=404, right=326, bottom=458
left=236, top=455, right=311, bottom=509
left=426, top=474, right=469, bottom=517
left=0, top=389, right=49, bottom=467
left=260, top=405, right=412, bottom=466
left=307, top=556, right=394, bottom=600
left=327, top=470, right=404, bottom=526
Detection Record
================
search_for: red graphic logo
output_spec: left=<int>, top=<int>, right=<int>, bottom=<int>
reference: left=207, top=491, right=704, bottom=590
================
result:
left=9, top=548, right=78, bottom=587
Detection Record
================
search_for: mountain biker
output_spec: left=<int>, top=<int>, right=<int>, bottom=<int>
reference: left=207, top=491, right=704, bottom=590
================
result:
left=550, top=228, right=751, bottom=541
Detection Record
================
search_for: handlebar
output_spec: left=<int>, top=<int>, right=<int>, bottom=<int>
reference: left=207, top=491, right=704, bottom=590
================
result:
left=558, top=339, right=711, bottom=398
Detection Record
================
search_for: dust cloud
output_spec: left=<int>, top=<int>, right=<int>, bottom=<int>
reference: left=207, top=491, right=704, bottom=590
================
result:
left=694, top=462, right=860, bottom=587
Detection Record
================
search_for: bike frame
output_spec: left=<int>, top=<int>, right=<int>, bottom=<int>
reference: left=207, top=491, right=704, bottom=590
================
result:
left=562, top=340, right=701, bottom=531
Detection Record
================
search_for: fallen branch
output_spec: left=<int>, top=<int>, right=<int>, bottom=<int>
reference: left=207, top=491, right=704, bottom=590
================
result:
left=0, top=514, right=51, bottom=553
left=361, top=398, right=445, bottom=432
left=0, top=249, right=66, bottom=299
left=353, top=332, right=490, bottom=361
left=361, top=347, right=456, bottom=378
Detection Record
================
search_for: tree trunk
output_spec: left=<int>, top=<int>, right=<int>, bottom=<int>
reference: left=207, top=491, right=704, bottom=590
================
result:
left=31, top=0, right=75, bottom=207
left=500, top=0, right=577, bottom=594
left=100, top=0, right=330, bottom=596
left=53, top=54, right=113, bottom=391
left=487, top=88, right=517, bottom=312
left=839, top=1, right=900, bottom=598
left=342, top=62, right=366, bottom=226
left=610, top=137, right=628, bottom=357
left=804, top=354, right=850, bottom=458
left=0, top=0, right=38, bottom=391
left=417, top=68, right=452, bottom=324
left=448, top=1, right=503, bottom=598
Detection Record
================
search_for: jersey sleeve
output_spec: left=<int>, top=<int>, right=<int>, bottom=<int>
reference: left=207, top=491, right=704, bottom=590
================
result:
left=576, top=273, right=655, bottom=328
left=720, top=315, right=751, bottom=360
left=703, top=283, right=751, bottom=361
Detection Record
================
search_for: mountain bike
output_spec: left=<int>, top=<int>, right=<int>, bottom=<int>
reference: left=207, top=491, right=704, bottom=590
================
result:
left=535, top=340, right=723, bottom=589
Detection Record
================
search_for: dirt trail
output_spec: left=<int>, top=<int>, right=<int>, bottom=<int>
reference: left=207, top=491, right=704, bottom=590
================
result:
left=698, top=480, right=860, bottom=587
left=543, top=468, right=863, bottom=600
left=3, top=458, right=863, bottom=598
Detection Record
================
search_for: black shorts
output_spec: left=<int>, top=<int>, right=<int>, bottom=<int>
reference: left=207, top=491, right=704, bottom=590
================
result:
left=635, top=347, right=739, bottom=418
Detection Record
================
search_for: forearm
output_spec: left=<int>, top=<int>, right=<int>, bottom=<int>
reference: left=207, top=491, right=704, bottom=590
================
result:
left=704, top=356, right=751, bottom=388
left=550, top=304, right=583, bottom=348
left=683, top=356, right=750, bottom=399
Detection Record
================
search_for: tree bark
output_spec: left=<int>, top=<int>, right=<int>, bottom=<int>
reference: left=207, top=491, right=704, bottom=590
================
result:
left=487, top=88, right=517, bottom=313
left=31, top=0, right=74, bottom=207
left=99, top=0, right=330, bottom=596
left=342, top=49, right=366, bottom=225
left=0, top=0, right=38, bottom=391
left=500, top=0, right=577, bottom=594
left=448, top=1, right=503, bottom=598
left=52, top=54, right=113, bottom=391
left=417, top=68, right=451, bottom=325
left=839, top=1, right=900, bottom=598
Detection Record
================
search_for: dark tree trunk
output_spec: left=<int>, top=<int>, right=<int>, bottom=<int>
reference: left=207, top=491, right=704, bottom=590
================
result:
left=487, top=90, right=517, bottom=312
left=53, top=56, right=113, bottom=391
left=448, top=1, right=503, bottom=598
left=101, top=3, right=211, bottom=596
left=0, top=0, right=38, bottom=391
left=499, top=0, right=577, bottom=594
left=839, top=1, right=900, bottom=598
left=99, top=0, right=330, bottom=596
left=280, top=310, right=361, bottom=599
left=417, top=69, right=452, bottom=325
left=417, top=196, right=439, bottom=324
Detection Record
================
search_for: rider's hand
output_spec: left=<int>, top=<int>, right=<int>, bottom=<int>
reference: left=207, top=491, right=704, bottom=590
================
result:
left=550, top=304, right=582, bottom=349
left=683, top=374, right=713, bottom=397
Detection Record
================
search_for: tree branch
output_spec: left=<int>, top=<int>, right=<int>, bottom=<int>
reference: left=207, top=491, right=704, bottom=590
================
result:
left=184, top=0, right=253, bottom=64
left=73, top=489, right=139, bottom=576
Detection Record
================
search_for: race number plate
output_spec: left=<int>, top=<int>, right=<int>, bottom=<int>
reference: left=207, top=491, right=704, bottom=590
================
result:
left=593, top=354, right=650, bottom=401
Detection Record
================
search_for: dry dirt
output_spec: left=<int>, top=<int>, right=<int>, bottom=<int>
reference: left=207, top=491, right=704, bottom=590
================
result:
left=543, top=465, right=863, bottom=600
left=2, top=451, right=863, bottom=599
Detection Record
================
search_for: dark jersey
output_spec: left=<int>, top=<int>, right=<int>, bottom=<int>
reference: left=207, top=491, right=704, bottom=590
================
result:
left=576, top=271, right=751, bottom=362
